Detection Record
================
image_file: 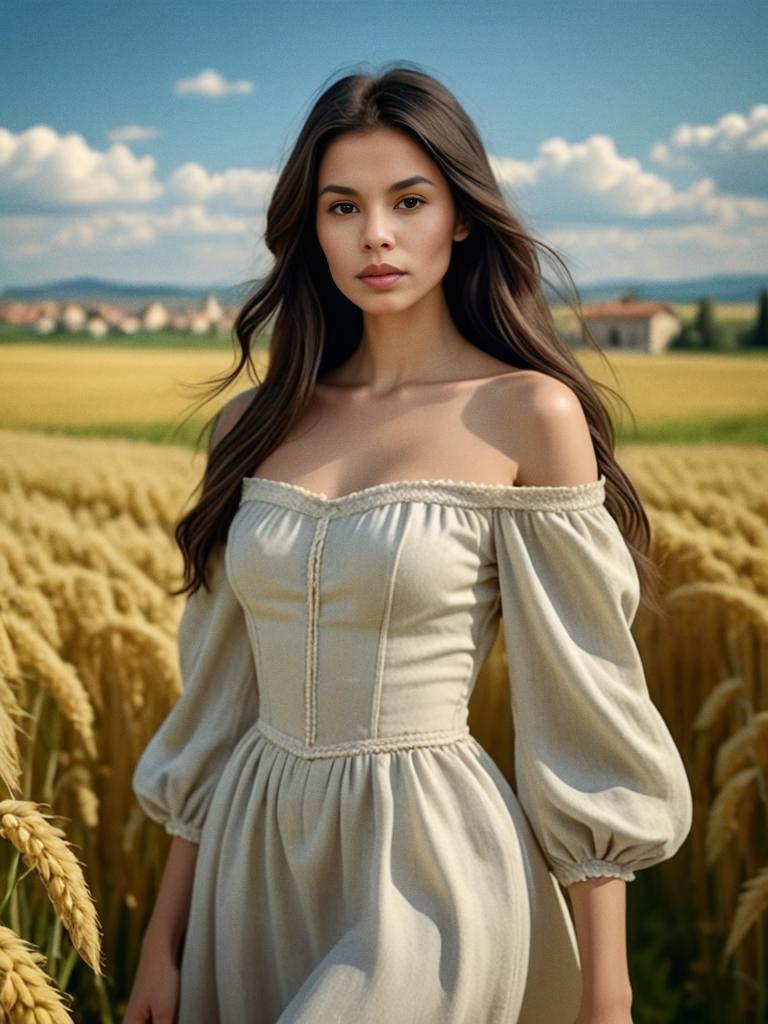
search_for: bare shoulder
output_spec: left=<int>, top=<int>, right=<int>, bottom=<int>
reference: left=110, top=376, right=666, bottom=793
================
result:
left=210, top=386, right=258, bottom=452
left=495, top=370, right=599, bottom=487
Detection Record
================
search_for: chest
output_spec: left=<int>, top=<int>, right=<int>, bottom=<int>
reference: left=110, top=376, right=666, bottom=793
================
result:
left=251, top=392, right=519, bottom=498
left=226, top=495, right=499, bottom=625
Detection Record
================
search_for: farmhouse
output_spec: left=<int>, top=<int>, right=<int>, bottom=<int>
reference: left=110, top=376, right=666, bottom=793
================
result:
left=582, top=300, right=681, bottom=353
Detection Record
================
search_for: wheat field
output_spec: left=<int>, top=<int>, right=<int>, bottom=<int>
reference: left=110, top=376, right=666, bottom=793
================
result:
left=1, top=344, right=767, bottom=429
left=0, top=429, right=766, bottom=1021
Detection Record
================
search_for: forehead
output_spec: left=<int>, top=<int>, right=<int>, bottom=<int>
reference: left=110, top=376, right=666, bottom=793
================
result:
left=318, top=127, right=439, bottom=182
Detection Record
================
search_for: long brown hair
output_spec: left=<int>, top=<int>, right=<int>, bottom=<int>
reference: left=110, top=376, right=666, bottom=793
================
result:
left=171, top=60, right=661, bottom=613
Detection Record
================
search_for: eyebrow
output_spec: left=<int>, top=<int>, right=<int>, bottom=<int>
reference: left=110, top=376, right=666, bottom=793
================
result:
left=318, top=175, right=436, bottom=198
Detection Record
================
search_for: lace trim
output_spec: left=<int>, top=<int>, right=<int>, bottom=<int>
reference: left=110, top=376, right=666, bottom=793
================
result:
left=240, top=473, right=606, bottom=517
left=164, top=819, right=202, bottom=844
left=304, top=517, right=329, bottom=746
left=254, top=718, right=472, bottom=759
left=552, top=857, right=637, bottom=887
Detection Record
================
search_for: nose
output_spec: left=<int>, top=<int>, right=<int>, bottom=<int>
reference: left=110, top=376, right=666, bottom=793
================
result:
left=360, top=207, right=395, bottom=251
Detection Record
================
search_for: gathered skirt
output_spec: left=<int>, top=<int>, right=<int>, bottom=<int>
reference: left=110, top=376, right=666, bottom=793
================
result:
left=176, top=720, right=583, bottom=1023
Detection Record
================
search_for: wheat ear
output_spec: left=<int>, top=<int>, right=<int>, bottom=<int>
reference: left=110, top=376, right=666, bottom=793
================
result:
left=722, top=863, right=768, bottom=962
left=0, top=923, right=75, bottom=1023
left=0, top=799, right=104, bottom=975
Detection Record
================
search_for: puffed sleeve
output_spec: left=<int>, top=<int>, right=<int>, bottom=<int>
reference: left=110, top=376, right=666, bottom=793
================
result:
left=493, top=480, right=693, bottom=888
left=132, top=543, right=260, bottom=844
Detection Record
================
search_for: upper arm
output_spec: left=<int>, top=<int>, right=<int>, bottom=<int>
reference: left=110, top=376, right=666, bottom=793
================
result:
left=209, top=387, right=257, bottom=455
left=513, top=375, right=599, bottom=487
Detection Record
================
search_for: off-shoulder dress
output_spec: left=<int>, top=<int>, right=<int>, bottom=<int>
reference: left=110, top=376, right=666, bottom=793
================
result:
left=132, top=473, right=693, bottom=1023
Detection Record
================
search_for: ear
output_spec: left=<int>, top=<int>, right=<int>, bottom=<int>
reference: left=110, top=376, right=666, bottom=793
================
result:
left=453, top=210, right=472, bottom=243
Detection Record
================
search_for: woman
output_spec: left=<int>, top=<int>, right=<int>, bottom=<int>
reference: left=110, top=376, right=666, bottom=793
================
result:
left=124, top=63, right=693, bottom=1023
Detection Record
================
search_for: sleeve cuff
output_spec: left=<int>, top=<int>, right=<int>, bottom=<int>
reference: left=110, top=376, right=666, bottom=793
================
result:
left=164, top=819, right=203, bottom=844
left=551, top=858, right=637, bottom=887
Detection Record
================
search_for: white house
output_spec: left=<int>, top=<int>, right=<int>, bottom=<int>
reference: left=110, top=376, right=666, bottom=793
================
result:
left=202, top=294, right=223, bottom=324
left=116, top=315, right=141, bottom=335
left=34, top=315, right=57, bottom=335
left=582, top=301, right=681, bottom=353
left=189, top=311, right=212, bottom=335
left=61, top=303, right=88, bottom=332
left=140, top=300, right=170, bottom=331
left=85, top=316, right=109, bottom=339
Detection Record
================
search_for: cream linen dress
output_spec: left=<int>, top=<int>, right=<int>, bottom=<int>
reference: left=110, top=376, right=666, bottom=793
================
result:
left=132, top=472, right=693, bottom=1024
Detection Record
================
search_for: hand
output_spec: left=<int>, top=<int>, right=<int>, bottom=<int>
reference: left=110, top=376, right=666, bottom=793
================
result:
left=121, top=944, right=181, bottom=1023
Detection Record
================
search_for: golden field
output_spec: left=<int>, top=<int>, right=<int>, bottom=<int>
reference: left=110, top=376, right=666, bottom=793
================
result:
left=0, top=344, right=766, bottom=435
left=0, top=428, right=766, bottom=1021
left=0, top=344, right=269, bottom=428
left=578, top=349, right=768, bottom=421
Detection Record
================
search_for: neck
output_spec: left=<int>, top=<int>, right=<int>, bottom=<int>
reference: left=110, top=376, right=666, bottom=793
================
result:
left=343, top=288, right=471, bottom=392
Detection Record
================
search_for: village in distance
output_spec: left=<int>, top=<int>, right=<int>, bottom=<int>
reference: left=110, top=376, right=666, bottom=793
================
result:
left=0, top=274, right=766, bottom=353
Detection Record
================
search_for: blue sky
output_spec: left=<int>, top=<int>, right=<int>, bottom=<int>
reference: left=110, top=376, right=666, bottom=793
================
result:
left=1, top=0, right=765, bottom=288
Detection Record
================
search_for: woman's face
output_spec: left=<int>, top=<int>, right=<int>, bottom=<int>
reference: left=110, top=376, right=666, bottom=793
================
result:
left=315, top=125, right=471, bottom=312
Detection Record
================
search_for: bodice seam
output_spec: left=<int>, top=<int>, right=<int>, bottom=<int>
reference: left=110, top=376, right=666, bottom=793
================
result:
left=370, top=515, right=411, bottom=737
left=304, top=517, right=329, bottom=747
left=254, top=718, right=472, bottom=758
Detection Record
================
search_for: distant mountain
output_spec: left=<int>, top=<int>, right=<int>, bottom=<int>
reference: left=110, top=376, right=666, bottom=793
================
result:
left=0, top=276, right=261, bottom=312
left=2, top=271, right=765, bottom=308
left=562, top=273, right=767, bottom=305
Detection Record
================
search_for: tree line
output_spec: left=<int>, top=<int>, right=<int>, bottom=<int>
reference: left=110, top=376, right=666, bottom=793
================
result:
left=670, top=288, right=768, bottom=351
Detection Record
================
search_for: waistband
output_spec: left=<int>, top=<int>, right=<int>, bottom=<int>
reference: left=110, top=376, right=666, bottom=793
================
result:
left=253, top=718, right=472, bottom=759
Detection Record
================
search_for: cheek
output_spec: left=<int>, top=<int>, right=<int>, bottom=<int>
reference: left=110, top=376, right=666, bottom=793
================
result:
left=317, top=221, right=349, bottom=264
left=410, top=221, right=457, bottom=281
left=412, top=211, right=456, bottom=255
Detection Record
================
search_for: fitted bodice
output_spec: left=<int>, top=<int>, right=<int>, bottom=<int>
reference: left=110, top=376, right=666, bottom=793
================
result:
left=225, top=475, right=606, bottom=754
left=226, top=477, right=509, bottom=751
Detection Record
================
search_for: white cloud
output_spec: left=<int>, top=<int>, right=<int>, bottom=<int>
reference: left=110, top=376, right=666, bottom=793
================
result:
left=489, top=130, right=768, bottom=228
left=649, top=103, right=768, bottom=194
left=108, top=124, right=159, bottom=143
left=167, top=162, right=277, bottom=208
left=547, top=221, right=768, bottom=283
left=2, top=204, right=261, bottom=258
left=173, top=68, right=254, bottom=98
left=0, top=125, right=163, bottom=212
left=650, top=103, right=768, bottom=163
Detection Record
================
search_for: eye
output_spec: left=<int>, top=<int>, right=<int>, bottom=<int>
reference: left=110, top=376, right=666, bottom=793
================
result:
left=396, top=195, right=425, bottom=211
left=327, top=196, right=426, bottom=215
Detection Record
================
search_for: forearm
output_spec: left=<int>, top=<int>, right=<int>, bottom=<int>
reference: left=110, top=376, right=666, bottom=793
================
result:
left=566, top=876, right=633, bottom=1012
left=141, top=834, right=200, bottom=962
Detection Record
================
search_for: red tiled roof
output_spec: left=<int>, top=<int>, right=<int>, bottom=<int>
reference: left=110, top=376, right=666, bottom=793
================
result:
left=581, top=301, right=678, bottom=320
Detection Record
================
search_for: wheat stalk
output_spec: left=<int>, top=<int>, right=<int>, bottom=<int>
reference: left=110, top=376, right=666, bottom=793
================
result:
left=0, top=699, right=22, bottom=796
left=664, top=581, right=768, bottom=631
left=692, top=674, right=745, bottom=732
left=2, top=613, right=97, bottom=760
left=69, top=767, right=100, bottom=830
left=714, top=712, right=768, bottom=788
left=0, top=615, right=20, bottom=680
left=0, top=923, right=75, bottom=1023
left=722, top=864, right=768, bottom=962
left=706, top=766, right=760, bottom=865
left=0, top=800, right=104, bottom=976
left=7, top=587, right=61, bottom=650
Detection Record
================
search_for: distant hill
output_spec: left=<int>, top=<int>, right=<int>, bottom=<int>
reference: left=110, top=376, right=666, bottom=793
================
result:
left=0, top=276, right=258, bottom=312
left=1, top=271, right=765, bottom=308
left=568, top=273, right=767, bottom=305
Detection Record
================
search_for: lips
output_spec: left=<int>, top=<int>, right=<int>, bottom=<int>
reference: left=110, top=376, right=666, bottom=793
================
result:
left=358, top=263, right=405, bottom=278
